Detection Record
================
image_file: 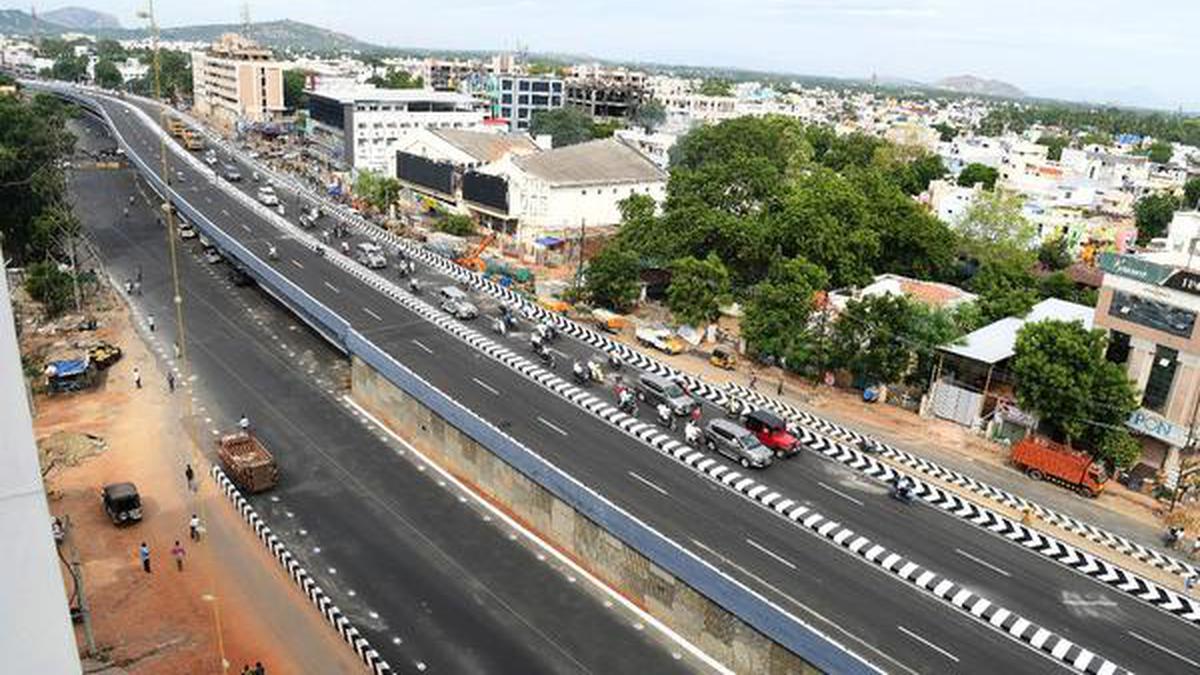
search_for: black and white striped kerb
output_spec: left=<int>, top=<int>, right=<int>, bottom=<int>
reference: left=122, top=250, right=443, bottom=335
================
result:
left=210, top=467, right=392, bottom=675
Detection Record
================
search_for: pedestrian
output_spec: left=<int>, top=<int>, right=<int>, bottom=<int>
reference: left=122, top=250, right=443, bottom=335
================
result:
left=173, top=341, right=181, bottom=358
left=189, top=513, right=202, bottom=541
left=254, top=662, right=266, bottom=675
left=171, top=540, right=186, bottom=571
left=138, top=542, right=151, bottom=573
left=134, top=280, right=142, bottom=296
left=1187, top=574, right=1198, bottom=595
left=136, top=266, right=143, bottom=284
left=125, top=279, right=133, bottom=294
left=133, top=367, right=142, bottom=390
left=241, top=665, right=253, bottom=675
left=167, top=371, right=175, bottom=392
left=185, top=464, right=195, bottom=492
left=147, top=314, right=155, bottom=331
left=749, top=371, right=758, bottom=390
left=1192, top=537, right=1200, bottom=559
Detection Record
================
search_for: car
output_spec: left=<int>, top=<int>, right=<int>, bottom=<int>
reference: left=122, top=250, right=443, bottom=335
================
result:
left=356, top=241, right=383, bottom=256
left=101, top=482, right=143, bottom=525
left=743, top=408, right=800, bottom=459
left=178, top=222, right=197, bottom=239
left=635, top=373, right=698, bottom=416
left=204, top=152, right=218, bottom=166
left=223, top=164, right=242, bottom=181
left=439, top=285, right=470, bottom=303
left=441, top=299, right=478, bottom=320
left=256, top=188, right=279, bottom=206
left=203, top=246, right=221, bottom=264
left=356, top=252, right=387, bottom=269
left=703, top=419, right=773, bottom=469
left=635, top=326, right=688, bottom=355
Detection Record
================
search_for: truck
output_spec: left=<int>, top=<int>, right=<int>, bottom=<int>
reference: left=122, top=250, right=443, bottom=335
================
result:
left=167, top=117, right=186, bottom=138
left=636, top=326, right=688, bottom=355
left=216, top=432, right=278, bottom=493
left=182, top=129, right=205, bottom=151
left=1010, top=436, right=1108, bottom=498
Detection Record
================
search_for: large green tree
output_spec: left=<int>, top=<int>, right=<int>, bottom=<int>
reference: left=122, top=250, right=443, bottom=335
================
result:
left=584, top=244, right=641, bottom=312
left=93, top=59, right=123, bottom=90
left=666, top=253, right=730, bottom=326
left=630, top=100, right=666, bottom=132
left=353, top=170, right=401, bottom=212
left=969, top=252, right=1040, bottom=323
left=366, top=68, right=423, bottom=90
left=741, top=258, right=828, bottom=367
left=830, top=294, right=921, bottom=385
left=283, top=69, right=309, bottom=110
left=850, top=168, right=956, bottom=280
left=956, top=190, right=1035, bottom=256
left=1036, top=135, right=1069, bottom=161
left=1146, top=141, right=1173, bottom=164
left=0, top=93, right=76, bottom=265
left=1134, top=193, right=1178, bottom=244
left=530, top=108, right=596, bottom=148
left=1184, top=177, right=1200, bottom=210
left=958, top=162, right=1000, bottom=190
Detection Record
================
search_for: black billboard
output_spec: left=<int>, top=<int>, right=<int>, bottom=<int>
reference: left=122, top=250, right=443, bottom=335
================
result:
left=307, top=94, right=345, bottom=129
left=463, top=171, right=509, bottom=213
left=397, top=152, right=455, bottom=196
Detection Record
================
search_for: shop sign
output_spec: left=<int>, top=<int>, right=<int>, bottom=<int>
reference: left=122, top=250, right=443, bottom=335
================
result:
left=1126, top=408, right=1190, bottom=447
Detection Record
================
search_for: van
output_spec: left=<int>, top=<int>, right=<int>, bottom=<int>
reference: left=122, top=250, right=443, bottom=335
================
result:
left=635, top=373, right=698, bottom=416
left=704, top=419, right=773, bottom=469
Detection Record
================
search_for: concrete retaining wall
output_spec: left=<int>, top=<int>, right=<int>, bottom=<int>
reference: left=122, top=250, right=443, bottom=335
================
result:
left=351, top=356, right=819, bottom=675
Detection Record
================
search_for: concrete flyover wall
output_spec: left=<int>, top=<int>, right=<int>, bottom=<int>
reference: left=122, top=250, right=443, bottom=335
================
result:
left=351, top=356, right=825, bottom=675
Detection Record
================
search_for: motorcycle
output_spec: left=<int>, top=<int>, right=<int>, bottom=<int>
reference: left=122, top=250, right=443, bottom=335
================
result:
left=587, top=361, right=604, bottom=384
left=572, top=363, right=589, bottom=385
left=617, top=394, right=638, bottom=417
left=492, top=318, right=507, bottom=336
left=608, top=353, right=623, bottom=371
left=535, top=345, right=555, bottom=368
left=656, top=405, right=675, bottom=431
left=1166, top=526, right=1185, bottom=549
left=889, top=478, right=916, bottom=505
left=409, top=278, right=421, bottom=294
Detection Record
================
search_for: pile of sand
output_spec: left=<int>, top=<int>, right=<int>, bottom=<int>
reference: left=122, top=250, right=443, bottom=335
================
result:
left=38, top=430, right=108, bottom=473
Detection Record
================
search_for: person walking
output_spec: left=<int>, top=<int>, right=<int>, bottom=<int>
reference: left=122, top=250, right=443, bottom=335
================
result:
left=189, top=514, right=202, bottom=541
left=147, top=314, right=155, bottom=332
left=171, top=540, right=186, bottom=571
left=185, top=464, right=195, bottom=492
left=133, top=367, right=142, bottom=390
left=134, top=280, right=142, bottom=296
left=167, top=371, right=175, bottom=392
left=239, top=414, right=250, bottom=433
left=254, top=662, right=266, bottom=675
left=136, top=266, right=143, bottom=284
left=138, top=542, right=151, bottom=573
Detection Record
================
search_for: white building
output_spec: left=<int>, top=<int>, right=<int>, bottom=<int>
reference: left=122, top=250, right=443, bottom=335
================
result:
left=395, top=128, right=541, bottom=206
left=306, top=85, right=487, bottom=175
left=928, top=179, right=981, bottom=224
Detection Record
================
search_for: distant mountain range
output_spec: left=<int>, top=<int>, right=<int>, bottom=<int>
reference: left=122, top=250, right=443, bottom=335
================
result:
left=42, top=6, right=121, bottom=30
left=932, top=75, right=1026, bottom=99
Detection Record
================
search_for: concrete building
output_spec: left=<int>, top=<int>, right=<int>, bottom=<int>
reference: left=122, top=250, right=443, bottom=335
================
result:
left=829, top=273, right=978, bottom=313
left=565, top=65, right=648, bottom=121
left=395, top=128, right=540, bottom=206
left=467, top=137, right=666, bottom=241
left=190, top=33, right=285, bottom=128
left=496, top=75, right=564, bottom=132
left=306, top=85, right=486, bottom=175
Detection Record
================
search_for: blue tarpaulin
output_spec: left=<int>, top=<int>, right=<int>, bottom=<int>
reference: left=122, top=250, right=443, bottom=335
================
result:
left=535, top=236, right=565, bottom=248
left=48, top=359, right=88, bottom=378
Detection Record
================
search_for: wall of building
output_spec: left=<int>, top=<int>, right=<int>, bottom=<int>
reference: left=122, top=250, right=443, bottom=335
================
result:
left=350, top=356, right=821, bottom=675
left=348, top=105, right=484, bottom=175
left=506, top=175, right=665, bottom=240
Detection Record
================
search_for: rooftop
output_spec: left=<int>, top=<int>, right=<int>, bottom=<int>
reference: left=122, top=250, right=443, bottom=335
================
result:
left=512, top=138, right=666, bottom=187
left=308, top=85, right=477, bottom=106
left=940, top=298, right=1095, bottom=365
left=431, top=129, right=539, bottom=163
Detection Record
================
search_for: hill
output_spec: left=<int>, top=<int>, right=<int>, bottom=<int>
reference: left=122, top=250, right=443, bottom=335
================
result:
left=933, top=75, right=1026, bottom=99
left=43, top=6, right=121, bottom=30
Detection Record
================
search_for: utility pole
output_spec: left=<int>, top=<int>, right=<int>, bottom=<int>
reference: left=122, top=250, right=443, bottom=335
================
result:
left=62, top=515, right=96, bottom=657
left=575, top=218, right=586, bottom=290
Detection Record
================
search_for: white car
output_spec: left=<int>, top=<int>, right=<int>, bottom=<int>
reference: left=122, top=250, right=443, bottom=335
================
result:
left=257, top=188, right=279, bottom=206
left=178, top=224, right=196, bottom=239
left=356, top=252, right=387, bottom=269
left=441, top=299, right=478, bottom=320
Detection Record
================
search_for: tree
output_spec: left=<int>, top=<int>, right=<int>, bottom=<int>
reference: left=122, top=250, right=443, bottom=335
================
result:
left=1036, top=236, right=1072, bottom=271
left=529, top=108, right=595, bottom=148
left=353, top=171, right=400, bottom=212
left=742, top=258, right=828, bottom=366
left=95, top=39, right=125, bottom=61
left=970, top=253, right=1039, bottom=323
left=283, top=69, right=309, bottom=110
left=1146, top=141, right=1173, bottom=164
left=0, top=93, right=75, bottom=265
left=584, top=244, right=641, bottom=312
left=591, top=119, right=621, bottom=140
left=957, top=162, right=999, bottom=190
left=93, top=59, right=122, bottom=90
left=366, top=68, right=423, bottom=90
left=47, top=55, right=87, bottom=82
left=956, top=190, right=1035, bottom=256
left=630, top=100, right=666, bottom=132
left=436, top=214, right=475, bottom=236
left=666, top=253, right=730, bottom=326
left=1134, top=193, right=1178, bottom=244
left=25, top=262, right=75, bottom=317
left=1012, top=320, right=1138, bottom=464
left=829, top=294, right=921, bottom=386
left=933, top=122, right=957, bottom=142
left=849, top=168, right=956, bottom=280
left=1036, top=135, right=1069, bottom=161
left=1039, top=271, right=1095, bottom=306
left=697, top=79, right=732, bottom=96
left=1185, top=177, right=1200, bottom=210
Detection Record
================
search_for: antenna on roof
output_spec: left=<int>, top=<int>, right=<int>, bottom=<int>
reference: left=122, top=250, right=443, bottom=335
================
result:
left=31, top=3, right=40, bottom=49
left=240, top=0, right=252, bottom=38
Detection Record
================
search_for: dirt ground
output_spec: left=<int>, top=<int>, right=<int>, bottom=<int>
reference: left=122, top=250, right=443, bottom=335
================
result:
left=29, top=286, right=364, bottom=674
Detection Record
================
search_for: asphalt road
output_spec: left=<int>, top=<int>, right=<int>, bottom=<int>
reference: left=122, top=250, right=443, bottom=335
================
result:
left=84, top=92, right=1200, bottom=674
left=68, top=117, right=700, bottom=675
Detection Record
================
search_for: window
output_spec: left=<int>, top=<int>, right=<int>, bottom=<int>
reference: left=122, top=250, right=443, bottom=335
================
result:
left=501, top=94, right=512, bottom=104
left=518, top=95, right=529, bottom=105
left=518, top=108, right=530, bottom=119
left=532, top=81, right=549, bottom=92
left=518, top=80, right=530, bottom=91
left=501, top=106, right=512, bottom=118
left=1108, top=290, right=1196, bottom=338
left=1142, top=345, right=1179, bottom=413
left=551, top=96, right=561, bottom=106
left=552, top=82, right=563, bottom=92
left=1106, top=331, right=1131, bottom=365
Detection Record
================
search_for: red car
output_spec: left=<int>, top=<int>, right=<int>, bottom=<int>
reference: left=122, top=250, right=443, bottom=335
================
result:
left=743, top=409, right=800, bottom=458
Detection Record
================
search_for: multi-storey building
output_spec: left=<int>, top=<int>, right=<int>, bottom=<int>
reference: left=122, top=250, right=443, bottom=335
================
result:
left=565, top=71, right=647, bottom=121
left=190, top=33, right=284, bottom=129
left=495, top=75, right=564, bottom=132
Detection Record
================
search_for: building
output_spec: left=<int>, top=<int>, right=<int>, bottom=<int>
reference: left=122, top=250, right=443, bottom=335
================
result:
left=190, top=33, right=285, bottom=128
left=829, top=273, right=978, bottom=313
left=496, top=75, right=564, bottom=132
left=465, top=137, right=666, bottom=241
left=395, top=128, right=540, bottom=206
left=565, top=65, right=648, bottom=121
left=305, top=85, right=486, bottom=175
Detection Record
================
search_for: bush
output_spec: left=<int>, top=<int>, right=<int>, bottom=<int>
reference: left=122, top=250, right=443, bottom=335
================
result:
left=25, top=262, right=75, bottom=316
left=436, top=214, right=476, bottom=236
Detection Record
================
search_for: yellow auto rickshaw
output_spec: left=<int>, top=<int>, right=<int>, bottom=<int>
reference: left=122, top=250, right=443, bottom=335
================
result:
left=710, top=346, right=737, bottom=370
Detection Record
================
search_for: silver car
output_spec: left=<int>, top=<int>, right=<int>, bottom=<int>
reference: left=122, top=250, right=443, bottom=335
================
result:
left=441, top=299, right=478, bottom=320
left=704, top=419, right=773, bottom=469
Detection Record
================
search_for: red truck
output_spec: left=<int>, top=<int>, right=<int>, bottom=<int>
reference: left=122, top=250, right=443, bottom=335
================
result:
left=1010, top=436, right=1108, bottom=498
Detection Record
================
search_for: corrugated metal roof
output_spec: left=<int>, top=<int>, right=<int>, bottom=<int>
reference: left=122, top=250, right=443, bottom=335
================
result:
left=941, top=298, right=1095, bottom=365
left=430, top=129, right=539, bottom=163
left=513, top=138, right=666, bottom=187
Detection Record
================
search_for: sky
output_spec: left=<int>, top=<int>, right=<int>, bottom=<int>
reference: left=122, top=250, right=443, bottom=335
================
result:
left=21, top=0, right=1200, bottom=110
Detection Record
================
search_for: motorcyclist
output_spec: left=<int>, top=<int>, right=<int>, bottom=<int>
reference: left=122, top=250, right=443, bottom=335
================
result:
left=340, top=241, right=350, bottom=255
left=409, top=278, right=420, bottom=294
left=267, top=244, right=278, bottom=260
left=608, top=353, right=623, bottom=371
left=656, top=403, right=675, bottom=430
left=588, top=361, right=603, bottom=384
left=684, top=419, right=701, bottom=445
left=238, top=414, right=250, bottom=432
left=572, top=361, right=586, bottom=383
left=892, top=476, right=914, bottom=503
left=492, top=317, right=506, bottom=335
left=618, top=387, right=635, bottom=413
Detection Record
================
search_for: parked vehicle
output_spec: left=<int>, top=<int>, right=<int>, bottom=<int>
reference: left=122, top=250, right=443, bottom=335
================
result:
left=591, top=308, right=629, bottom=334
left=743, top=408, right=800, bottom=458
left=204, top=151, right=218, bottom=166
left=635, top=373, right=698, bottom=416
left=636, top=326, right=688, bottom=355
left=709, top=345, right=737, bottom=370
left=86, top=341, right=122, bottom=370
left=441, top=299, right=479, bottom=320
left=704, top=419, right=773, bottom=469
left=178, top=221, right=196, bottom=239
left=101, top=482, right=143, bottom=524
left=166, top=117, right=186, bottom=138
left=356, top=249, right=387, bottom=269
left=217, top=432, right=278, bottom=493
left=227, top=264, right=252, bottom=286
left=223, top=164, right=242, bottom=181
left=256, top=187, right=279, bottom=206
left=1010, top=436, right=1108, bottom=498
left=203, top=245, right=221, bottom=264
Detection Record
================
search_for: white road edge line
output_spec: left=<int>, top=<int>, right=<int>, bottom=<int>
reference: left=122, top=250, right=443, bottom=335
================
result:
left=345, top=397, right=733, bottom=675
left=745, top=538, right=797, bottom=570
left=410, top=339, right=433, bottom=354
left=363, top=307, right=383, bottom=322
left=896, top=625, right=960, bottom=663
left=628, top=471, right=669, bottom=497
left=472, top=377, right=499, bottom=395
left=290, top=259, right=304, bottom=270
left=1127, top=630, right=1200, bottom=669
left=817, top=481, right=865, bottom=506
left=323, top=281, right=340, bottom=294
left=537, top=416, right=569, bottom=437
left=954, top=548, right=1012, bottom=578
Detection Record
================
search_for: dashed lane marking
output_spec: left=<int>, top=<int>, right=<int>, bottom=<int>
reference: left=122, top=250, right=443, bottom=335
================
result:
left=472, top=377, right=499, bottom=395
left=323, top=281, right=340, bottom=294
left=745, top=538, right=797, bottom=571
left=628, top=471, right=670, bottom=497
left=955, top=548, right=1012, bottom=578
left=817, top=481, right=864, bottom=507
left=896, top=626, right=960, bottom=664
left=363, top=307, right=383, bottom=321
left=290, top=259, right=304, bottom=269
left=410, top=339, right=433, bottom=354
left=1127, top=630, right=1200, bottom=669
left=537, top=416, right=569, bottom=437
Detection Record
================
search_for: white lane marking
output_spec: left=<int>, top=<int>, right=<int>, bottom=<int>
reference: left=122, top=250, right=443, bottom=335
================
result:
left=323, top=281, right=340, bottom=294
left=537, top=416, right=569, bottom=437
left=347, top=398, right=733, bottom=675
left=1127, top=631, right=1200, bottom=669
left=896, top=625, right=960, bottom=663
left=628, top=471, right=669, bottom=497
left=410, top=339, right=433, bottom=354
left=290, top=259, right=304, bottom=270
left=240, top=223, right=251, bottom=233
left=550, top=347, right=571, bottom=359
left=954, top=548, right=1011, bottom=578
left=221, top=209, right=230, bottom=216
left=1062, top=598, right=1117, bottom=607
left=204, top=196, right=212, bottom=203
left=745, top=538, right=797, bottom=571
left=688, top=539, right=918, bottom=675
left=817, top=481, right=864, bottom=506
left=363, top=307, right=383, bottom=321
left=472, top=377, right=499, bottom=395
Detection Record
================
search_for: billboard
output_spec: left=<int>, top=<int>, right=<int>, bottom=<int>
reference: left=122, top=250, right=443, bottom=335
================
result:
left=462, top=171, right=509, bottom=213
left=397, top=152, right=455, bottom=196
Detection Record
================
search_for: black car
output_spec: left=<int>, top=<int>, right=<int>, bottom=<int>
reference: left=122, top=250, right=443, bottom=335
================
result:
left=228, top=264, right=253, bottom=286
left=102, top=482, right=143, bottom=525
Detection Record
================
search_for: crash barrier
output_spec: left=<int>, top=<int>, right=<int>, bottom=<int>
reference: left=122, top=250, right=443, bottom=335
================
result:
left=212, top=467, right=392, bottom=675
left=63, top=86, right=878, bottom=674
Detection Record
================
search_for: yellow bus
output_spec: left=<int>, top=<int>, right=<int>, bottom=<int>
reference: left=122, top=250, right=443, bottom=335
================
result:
left=166, top=117, right=186, bottom=138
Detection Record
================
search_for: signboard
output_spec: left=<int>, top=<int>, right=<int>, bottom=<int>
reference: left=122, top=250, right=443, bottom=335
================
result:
left=1126, top=408, right=1190, bottom=447
left=1098, top=252, right=1172, bottom=284
left=1163, top=270, right=1200, bottom=296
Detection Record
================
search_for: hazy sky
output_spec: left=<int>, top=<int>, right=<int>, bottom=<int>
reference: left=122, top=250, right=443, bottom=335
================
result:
left=21, top=1, right=1200, bottom=109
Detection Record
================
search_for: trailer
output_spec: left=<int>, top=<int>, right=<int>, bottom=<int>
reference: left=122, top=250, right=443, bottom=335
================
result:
left=216, top=432, right=278, bottom=493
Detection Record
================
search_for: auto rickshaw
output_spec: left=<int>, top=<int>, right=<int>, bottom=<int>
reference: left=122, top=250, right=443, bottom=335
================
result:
left=710, top=346, right=737, bottom=370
